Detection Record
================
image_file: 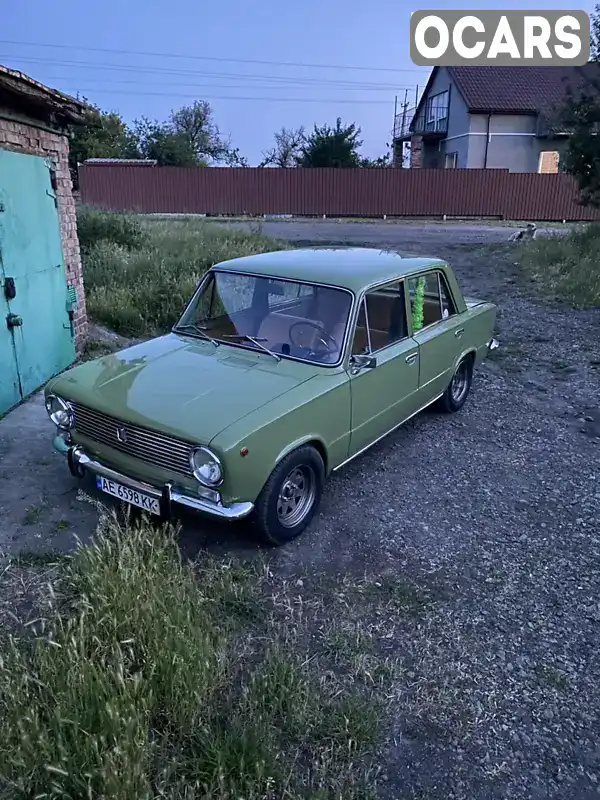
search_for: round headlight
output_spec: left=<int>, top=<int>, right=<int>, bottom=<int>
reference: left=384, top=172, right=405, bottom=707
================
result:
left=189, top=446, right=223, bottom=486
left=45, top=394, right=73, bottom=430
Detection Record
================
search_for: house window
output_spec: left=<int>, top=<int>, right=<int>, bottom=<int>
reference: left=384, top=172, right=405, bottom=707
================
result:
left=445, top=152, right=458, bottom=169
left=538, top=150, right=559, bottom=174
left=426, top=91, right=449, bottom=127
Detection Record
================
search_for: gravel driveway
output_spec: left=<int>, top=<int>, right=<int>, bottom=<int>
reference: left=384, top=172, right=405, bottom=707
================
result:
left=1, top=220, right=599, bottom=799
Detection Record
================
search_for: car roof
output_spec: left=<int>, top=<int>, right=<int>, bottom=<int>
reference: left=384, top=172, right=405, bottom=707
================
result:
left=211, top=247, right=446, bottom=294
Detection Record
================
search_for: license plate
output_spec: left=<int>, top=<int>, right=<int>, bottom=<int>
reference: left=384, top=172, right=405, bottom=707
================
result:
left=96, top=476, right=161, bottom=515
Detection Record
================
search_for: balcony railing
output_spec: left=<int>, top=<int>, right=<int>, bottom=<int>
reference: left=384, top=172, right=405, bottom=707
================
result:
left=393, top=106, right=449, bottom=140
left=536, top=111, right=571, bottom=138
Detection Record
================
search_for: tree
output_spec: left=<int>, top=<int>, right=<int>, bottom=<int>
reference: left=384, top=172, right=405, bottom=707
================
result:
left=359, top=153, right=391, bottom=167
left=132, top=102, right=245, bottom=167
left=69, top=98, right=245, bottom=176
left=225, top=147, right=249, bottom=167
left=297, top=118, right=362, bottom=168
left=560, top=84, right=600, bottom=206
left=591, top=2, right=600, bottom=60
left=68, top=102, right=138, bottom=186
left=259, top=126, right=306, bottom=167
left=132, top=117, right=201, bottom=166
left=169, top=100, right=232, bottom=163
left=557, top=5, right=600, bottom=205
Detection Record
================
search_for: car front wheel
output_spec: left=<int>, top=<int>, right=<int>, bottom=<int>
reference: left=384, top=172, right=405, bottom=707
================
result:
left=439, top=356, right=473, bottom=413
left=251, top=445, right=325, bottom=546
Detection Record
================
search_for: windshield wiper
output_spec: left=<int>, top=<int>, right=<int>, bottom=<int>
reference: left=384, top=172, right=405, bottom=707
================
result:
left=222, top=334, right=280, bottom=361
left=174, top=323, right=219, bottom=347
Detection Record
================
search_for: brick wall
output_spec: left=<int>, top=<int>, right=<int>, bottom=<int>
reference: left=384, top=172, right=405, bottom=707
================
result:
left=0, top=114, right=87, bottom=350
left=409, top=135, right=423, bottom=168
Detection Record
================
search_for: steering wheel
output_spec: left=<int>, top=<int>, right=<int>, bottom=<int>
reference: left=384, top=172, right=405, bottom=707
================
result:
left=288, top=320, right=337, bottom=354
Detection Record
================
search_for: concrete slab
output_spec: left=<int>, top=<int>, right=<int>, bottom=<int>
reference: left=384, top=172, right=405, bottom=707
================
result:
left=0, top=392, right=99, bottom=555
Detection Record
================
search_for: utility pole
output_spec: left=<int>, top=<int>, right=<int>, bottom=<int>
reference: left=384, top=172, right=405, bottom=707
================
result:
left=400, top=89, right=409, bottom=168
left=391, top=94, right=398, bottom=164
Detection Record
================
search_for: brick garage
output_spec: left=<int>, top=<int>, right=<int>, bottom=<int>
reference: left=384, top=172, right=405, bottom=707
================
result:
left=0, top=65, right=88, bottom=349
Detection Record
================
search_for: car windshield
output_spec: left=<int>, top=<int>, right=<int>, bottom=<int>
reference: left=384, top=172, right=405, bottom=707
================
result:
left=174, top=270, right=353, bottom=365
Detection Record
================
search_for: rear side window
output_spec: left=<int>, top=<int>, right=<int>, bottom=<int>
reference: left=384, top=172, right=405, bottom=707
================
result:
left=408, top=271, right=455, bottom=331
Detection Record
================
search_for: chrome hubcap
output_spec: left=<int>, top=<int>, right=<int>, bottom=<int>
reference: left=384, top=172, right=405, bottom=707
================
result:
left=451, top=363, right=468, bottom=403
left=277, top=465, right=316, bottom=528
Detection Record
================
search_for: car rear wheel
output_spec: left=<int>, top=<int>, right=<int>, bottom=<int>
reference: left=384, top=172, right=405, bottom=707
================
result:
left=251, top=445, right=324, bottom=546
left=439, top=356, right=473, bottom=413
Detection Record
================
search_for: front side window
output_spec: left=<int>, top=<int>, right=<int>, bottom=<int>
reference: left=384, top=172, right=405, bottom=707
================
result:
left=175, top=270, right=352, bottom=365
left=351, top=280, right=408, bottom=354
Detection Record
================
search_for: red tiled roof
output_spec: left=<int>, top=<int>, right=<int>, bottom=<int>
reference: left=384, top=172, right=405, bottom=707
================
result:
left=447, top=64, right=600, bottom=114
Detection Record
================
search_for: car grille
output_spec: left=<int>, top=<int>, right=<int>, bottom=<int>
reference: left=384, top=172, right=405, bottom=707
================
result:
left=70, top=402, right=194, bottom=476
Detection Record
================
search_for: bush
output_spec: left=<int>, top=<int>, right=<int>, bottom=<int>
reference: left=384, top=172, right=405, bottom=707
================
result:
left=76, top=206, right=148, bottom=253
left=520, top=224, right=600, bottom=308
left=81, top=215, right=288, bottom=337
left=0, top=515, right=382, bottom=798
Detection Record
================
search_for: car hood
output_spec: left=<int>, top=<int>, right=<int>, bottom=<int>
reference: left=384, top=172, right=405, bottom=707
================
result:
left=49, top=333, right=317, bottom=443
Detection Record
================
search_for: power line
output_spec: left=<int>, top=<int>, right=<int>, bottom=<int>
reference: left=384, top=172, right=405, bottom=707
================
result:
left=39, top=72, right=418, bottom=95
left=0, top=39, right=425, bottom=74
left=2, top=55, right=415, bottom=91
left=55, top=87, right=396, bottom=103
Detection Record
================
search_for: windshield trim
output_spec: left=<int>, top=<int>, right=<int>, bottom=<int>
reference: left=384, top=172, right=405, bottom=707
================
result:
left=172, top=268, right=356, bottom=369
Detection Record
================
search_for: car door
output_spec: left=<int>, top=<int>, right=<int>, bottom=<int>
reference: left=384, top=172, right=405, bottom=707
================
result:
left=407, top=269, right=465, bottom=401
left=347, top=279, right=421, bottom=457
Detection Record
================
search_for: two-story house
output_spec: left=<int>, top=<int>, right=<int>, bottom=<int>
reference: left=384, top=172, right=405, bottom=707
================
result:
left=393, top=65, right=599, bottom=173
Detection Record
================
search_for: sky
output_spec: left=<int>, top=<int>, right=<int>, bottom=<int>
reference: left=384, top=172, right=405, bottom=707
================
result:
left=2, top=0, right=596, bottom=165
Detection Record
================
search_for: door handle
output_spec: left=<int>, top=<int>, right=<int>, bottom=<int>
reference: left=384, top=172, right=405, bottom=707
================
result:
left=405, top=352, right=418, bottom=364
left=455, top=328, right=464, bottom=338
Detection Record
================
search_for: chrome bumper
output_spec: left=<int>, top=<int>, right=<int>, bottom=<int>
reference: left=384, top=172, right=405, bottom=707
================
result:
left=487, top=337, right=499, bottom=351
left=55, top=439, right=254, bottom=522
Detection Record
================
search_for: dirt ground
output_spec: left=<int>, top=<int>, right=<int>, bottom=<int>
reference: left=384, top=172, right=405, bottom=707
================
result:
left=1, top=220, right=599, bottom=799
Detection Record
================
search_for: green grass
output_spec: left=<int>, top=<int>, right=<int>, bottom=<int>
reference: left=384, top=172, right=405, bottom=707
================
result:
left=520, top=224, right=600, bottom=307
left=77, top=206, right=149, bottom=253
left=79, top=338, right=120, bottom=362
left=0, top=514, right=391, bottom=798
left=22, top=505, right=43, bottom=526
left=79, top=208, right=288, bottom=338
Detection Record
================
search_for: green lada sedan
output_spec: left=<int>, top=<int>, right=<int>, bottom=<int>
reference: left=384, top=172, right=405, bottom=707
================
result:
left=44, top=247, right=498, bottom=546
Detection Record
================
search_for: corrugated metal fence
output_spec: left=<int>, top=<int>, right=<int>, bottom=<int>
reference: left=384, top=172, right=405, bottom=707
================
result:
left=78, top=165, right=600, bottom=222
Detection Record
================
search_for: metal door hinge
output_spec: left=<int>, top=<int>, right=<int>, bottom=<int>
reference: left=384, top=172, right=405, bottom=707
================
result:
left=6, top=313, right=22, bottom=329
left=4, top=277, right=16, bottom=300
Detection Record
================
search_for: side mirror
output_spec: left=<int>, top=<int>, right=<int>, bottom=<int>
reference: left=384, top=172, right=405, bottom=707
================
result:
left=350, top=353, right=377, bottom=374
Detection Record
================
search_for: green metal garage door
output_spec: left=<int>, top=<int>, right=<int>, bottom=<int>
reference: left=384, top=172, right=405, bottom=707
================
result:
left=0, top=149, right=76, bottom=416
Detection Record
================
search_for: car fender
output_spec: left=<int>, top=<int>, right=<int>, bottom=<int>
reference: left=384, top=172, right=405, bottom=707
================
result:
left=454, top=345, right=477, bottom=373
left=274, top=433, right=330, bottom=474
left=210, top=375, right=351, bottom=504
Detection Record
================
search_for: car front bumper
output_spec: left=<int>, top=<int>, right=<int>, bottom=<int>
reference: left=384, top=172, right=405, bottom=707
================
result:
left=54, top=437, right=254, bottom=522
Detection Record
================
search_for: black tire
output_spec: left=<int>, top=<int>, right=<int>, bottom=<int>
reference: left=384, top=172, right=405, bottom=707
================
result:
left=251, top=445, right=325, bottom=546
left=438, top=356, right=473, bottom=413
